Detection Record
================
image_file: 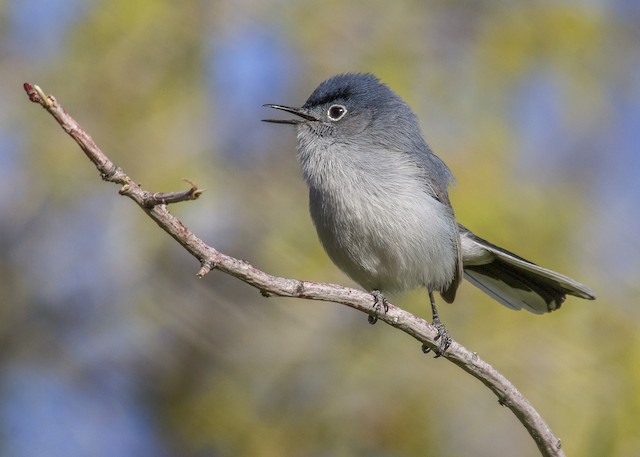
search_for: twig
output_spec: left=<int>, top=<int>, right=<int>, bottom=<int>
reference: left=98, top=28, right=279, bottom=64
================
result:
left=142, top=179, right=203, bottom=207
left=23, top=82, right=565, bottom=457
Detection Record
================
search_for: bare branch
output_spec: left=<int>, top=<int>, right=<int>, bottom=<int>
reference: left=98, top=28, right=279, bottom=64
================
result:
left=142, top=180, right=204, bottom=207
left=23, top=82, right=565, bottom=457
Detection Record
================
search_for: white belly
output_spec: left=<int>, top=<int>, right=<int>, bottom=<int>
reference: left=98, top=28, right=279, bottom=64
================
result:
left=308, top=169, right=458, bottom=293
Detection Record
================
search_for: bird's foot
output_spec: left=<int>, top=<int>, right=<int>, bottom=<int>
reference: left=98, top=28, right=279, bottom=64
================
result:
left=422, top=322, right=451, bottom=357
left=431, top=319, right=452, bottom=357
left=422, top=294, right=452, bottom=357
left=368, top=290, right=389, bottom=325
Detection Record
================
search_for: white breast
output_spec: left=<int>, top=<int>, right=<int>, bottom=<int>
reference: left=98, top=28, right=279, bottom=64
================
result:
left=297, top=135, right=458, bottom=293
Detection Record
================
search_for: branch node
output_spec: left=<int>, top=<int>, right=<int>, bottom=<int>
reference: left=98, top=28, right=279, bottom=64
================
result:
left=45, top=94, right=57, bottom=109
left=142, top=179, right=203, bottom=208
left=498, top=395, right=511, bottom=407
left=101, top=163, right=121, bottom=181
left=197, top=259, right=217, bottom=278
left=32, top=84, right=53, bottom=108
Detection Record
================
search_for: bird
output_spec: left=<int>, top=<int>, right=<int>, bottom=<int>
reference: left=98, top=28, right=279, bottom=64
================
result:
left=262, top=72, right=595, bottom=355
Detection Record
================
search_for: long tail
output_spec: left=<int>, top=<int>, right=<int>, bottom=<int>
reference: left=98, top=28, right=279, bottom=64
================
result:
left=458, top=225, right=595, bottom=314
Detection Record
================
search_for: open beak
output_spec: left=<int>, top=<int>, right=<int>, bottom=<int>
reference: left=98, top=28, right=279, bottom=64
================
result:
left=262, top=104, right=319, bottom=124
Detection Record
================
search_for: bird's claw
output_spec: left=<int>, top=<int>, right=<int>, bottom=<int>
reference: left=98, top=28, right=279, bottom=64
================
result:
left=421, top=321, right=451, bottom=357
left=432, top=321, right=451, bottom=357
left=368, top=290, right=389, bottom=325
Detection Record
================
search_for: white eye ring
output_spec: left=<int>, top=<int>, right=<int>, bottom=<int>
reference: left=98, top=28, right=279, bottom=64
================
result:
left=327, top=104, right=347, bottom=121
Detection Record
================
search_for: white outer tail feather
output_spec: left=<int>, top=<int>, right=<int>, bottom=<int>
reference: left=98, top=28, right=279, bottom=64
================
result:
left=459, top=226, right=595, bottom=313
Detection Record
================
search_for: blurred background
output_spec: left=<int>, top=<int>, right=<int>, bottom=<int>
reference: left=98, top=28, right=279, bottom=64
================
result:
left=1, top=1, right=639, bottom=456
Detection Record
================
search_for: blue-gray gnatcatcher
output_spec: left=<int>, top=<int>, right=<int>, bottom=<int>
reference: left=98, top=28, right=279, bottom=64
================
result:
left=263, top=73, right=595, bottom=355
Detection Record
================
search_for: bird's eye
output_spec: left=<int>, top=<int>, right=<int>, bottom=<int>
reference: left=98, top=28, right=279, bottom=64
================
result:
left=327, top=104, right=347, bottom=121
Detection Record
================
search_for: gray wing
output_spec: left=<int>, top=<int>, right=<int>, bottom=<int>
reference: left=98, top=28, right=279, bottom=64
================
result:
left=459, top=225, right=595, bottom=313
left=411, top=144, right=461, bottom=302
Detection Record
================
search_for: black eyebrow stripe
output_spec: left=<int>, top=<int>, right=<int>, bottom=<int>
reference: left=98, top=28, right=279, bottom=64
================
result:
left=304, top=88, right=353, bottom=107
